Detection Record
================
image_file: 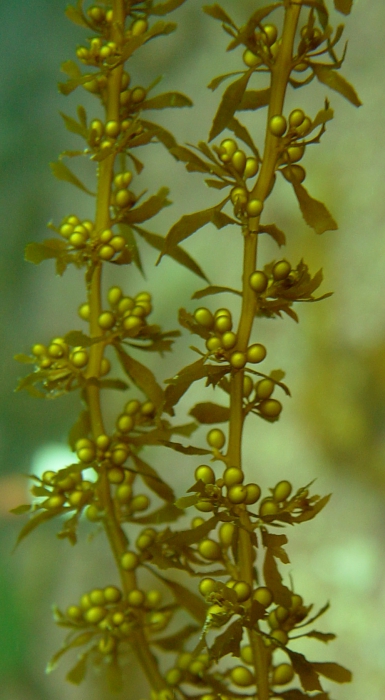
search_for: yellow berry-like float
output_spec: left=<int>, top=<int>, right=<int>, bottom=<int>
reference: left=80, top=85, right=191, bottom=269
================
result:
left=231, top=666, right=255, bottom=687
left=207, top=428, right=225, bottom=449
left=269, top=115, right=287, bottom=137
left=249, top=270, right=268, bottom=293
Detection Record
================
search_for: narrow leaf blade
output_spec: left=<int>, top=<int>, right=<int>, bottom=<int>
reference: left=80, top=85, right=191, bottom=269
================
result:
left=133, top=225, right=208, bottom=281
left=189, top=402, right=230, bottom=424
left=25, top=239, right=67, bottom=265
left=131, top=453, right=175, bottom=502
left=50, top=161, right=95, bottom=196
left=237, top=88, right=271, bottom=111
left=312, top=661, right=352, bottom=684
left=115, top=344, right=164, bottom=409
left=334, top=0, right=353, bottom=15
left=157, top=202, right=228, bottom=264
left=291, top=181, right=338, bottom=234
left=151, top=573, right=207, bottom=623
left=209, top=71, right=251, bottom=142
left=202, top=4, right=237, bottom=28
left=150, top=0, right=188, bottom=16
left=312, top=64, right=362, bottom=107
left=141, top=92, right=192, bottom=110
left=122, top=187, right=171, bottom=225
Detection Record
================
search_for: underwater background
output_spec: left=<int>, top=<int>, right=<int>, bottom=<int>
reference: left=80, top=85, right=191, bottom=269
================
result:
left=1, top=1, right=385, bottom=698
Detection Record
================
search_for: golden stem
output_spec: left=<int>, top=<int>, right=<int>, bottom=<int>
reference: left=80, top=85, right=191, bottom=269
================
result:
left=83, top=0, right=168, bottom=693
left=226, top=4, right=303, bottom=699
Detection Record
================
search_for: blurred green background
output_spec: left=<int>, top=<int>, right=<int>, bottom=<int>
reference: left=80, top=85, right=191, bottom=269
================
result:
left=1, top=0, right=385, bottom=698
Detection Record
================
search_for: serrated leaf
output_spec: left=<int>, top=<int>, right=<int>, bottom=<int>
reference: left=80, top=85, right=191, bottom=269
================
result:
left=293, top=494, right=331, bottom=523
left=120, top=187, right=171, bottom=225
left=178, top=307, right=210, bottom=340
left=145, top=551, right=187, bottom=573
left=312, top=661, right=352, bottom=683
left=263, top=548, right=292, bottom=608
left=60, top=149, right=84, bottom=158
left=63, top=331, right=96, bottom=348
left=285, top=650, right=323, bottom=692
left=259, top=223, right=286, bottom=247
left=59, top=112, right=86, bottom=137
left=163, top=440, right=211, bottom=456
left=226, top=3, right=282, bottom=51
left=312, top=64, right=362, bottom=107
left=202, top=4, right=237, bottom=28
left=312, top=106, right=334, bottom=130
left=334, top=0, right=352, bottom=14
left=132, top=503, right=182, bottom=525
left=192, top=284, right=242, bottom=300
left=61, top=59, right=81, bottom=79
left=141, top=92, right=192, bottom=110
left=119, top=32, right=150, bottom=64
left=50, top=161, right=95, bottom=195
left=212, top=210, right=238, bottom=227
left=227, top=117, right=259, bottom=157
left=170, top=145, right=212, bottom=174
left=209, top=619, right=242, bottom=661
left=166, top=515, right=220, bottom=547
left=14, top=509, right=61, bottom=550
left=145, top=19, right=177, bottom=40
left=157, top=200, right=230, bottom=265
left=150, top=0, right=188, bottom=15
left=297, top=602, right=328, bottom=633
left=207, top=71, right=243, bottom=92
left=152, top=624, right=199, bottom=651
left=291, top=181, right=338, bottom=234
left=10, top=504, right=32, bottom=515
left=65, top=5, right=90, bottom=28
left=118, top=224, right=143, bottom=274
left=115, top=344, right=164, bottom=409
left=25, top=239, right=67, bottom=265
left=175, top=494, right=200, bottom=510
left=304, top=630, right=336, bottom=643
left=163, top=358, right=206, bottom=415
left=237, top=88, right=271, bottom=111
left=131, top=453, right=175, bottom=502
left=15, top=370, right=47, bottom=392
left=209, top=71, right=252, bottom=141
left=14, top=353, right=34, bottom=364
left=14, top=374, right=46, bottom=397
left=58, top=73, right=95, bottom=96
left=247, top=599, right=267, bottom=627
left=66, top=654, right=88, bottom=685
left=262, top=530, right=289, bottom=564
left=133, top=225, right=208, bottom=281
left=171, top=421, right=198, bottom=438
left=206, top=364, right=230, bottom=389
left=127, top=150, right=144, bottom=174
left=140, top=120, right=176, bottom=154
left=205, top=178, right=229, bottom=190
left=151, top=572, right=207, bottom=623
left=46, top=633, right=94, bottom=674
left=189, top=402, right=230, bottom=424
left=31, top=485, right=51, bottom=497
left=127, top=329, right=180, bottom=355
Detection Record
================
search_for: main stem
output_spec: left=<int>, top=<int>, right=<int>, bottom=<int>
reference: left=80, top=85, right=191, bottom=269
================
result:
left=227, top=4, right=302, bottom=699
left=84, top=0, right=167, bottom=693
